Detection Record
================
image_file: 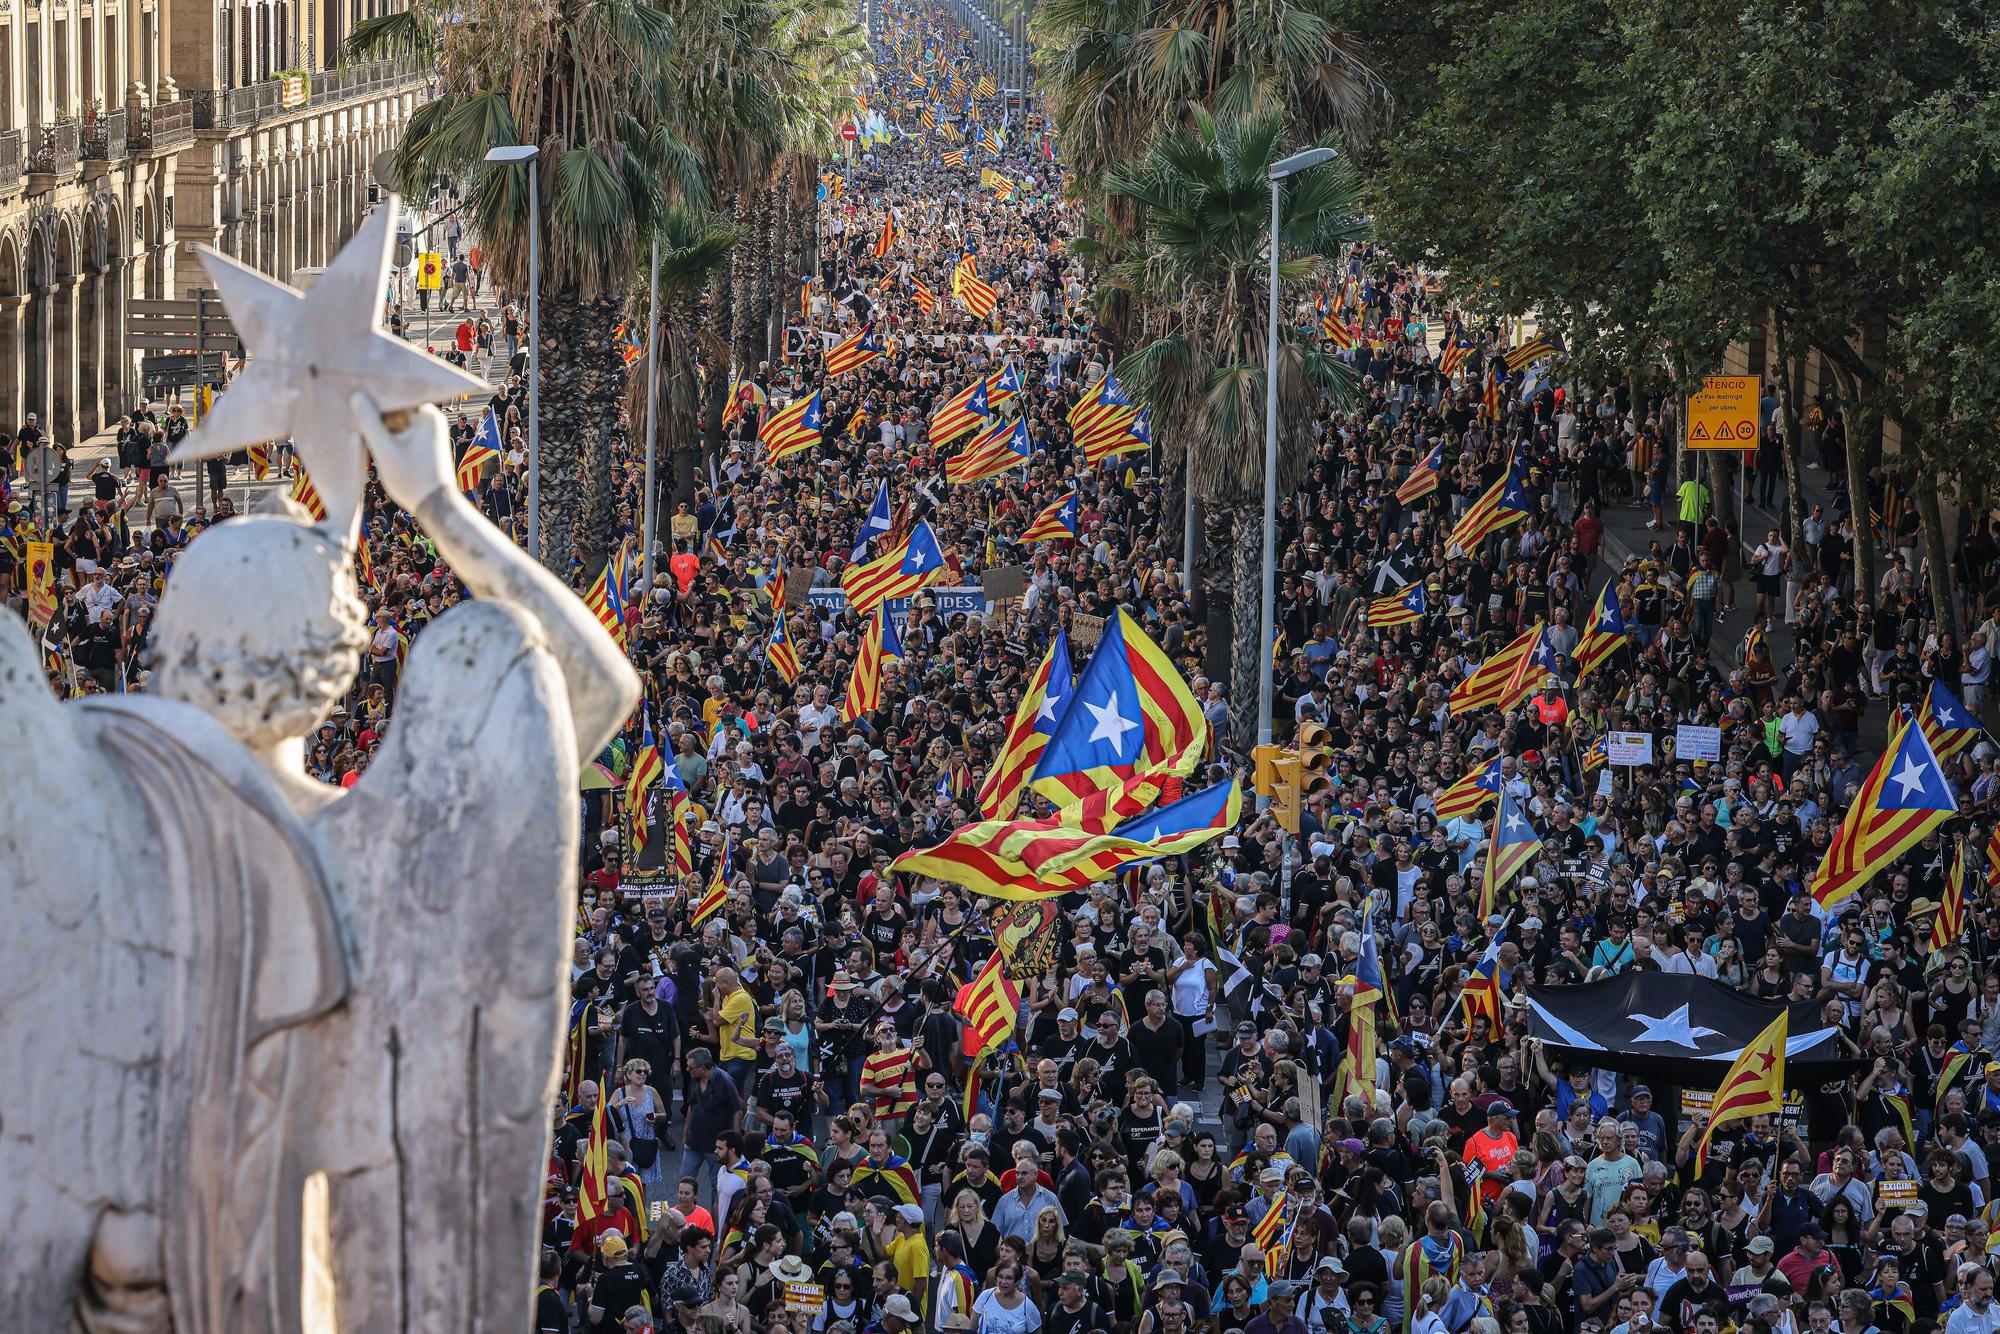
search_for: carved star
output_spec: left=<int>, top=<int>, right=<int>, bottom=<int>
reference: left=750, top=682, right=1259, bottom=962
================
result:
left=169, top=197, right=488, bottom=534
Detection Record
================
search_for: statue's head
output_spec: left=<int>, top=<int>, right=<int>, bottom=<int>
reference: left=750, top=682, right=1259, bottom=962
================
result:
left=150, top=508, right=369, bottom=749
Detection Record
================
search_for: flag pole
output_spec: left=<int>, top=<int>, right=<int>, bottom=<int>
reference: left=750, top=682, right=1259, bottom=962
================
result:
left=1443, top=910, right=1514, bottom=1029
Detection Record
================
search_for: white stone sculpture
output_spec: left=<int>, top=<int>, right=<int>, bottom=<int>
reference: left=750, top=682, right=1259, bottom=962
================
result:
left=0, top=197, right=641, bottom=1333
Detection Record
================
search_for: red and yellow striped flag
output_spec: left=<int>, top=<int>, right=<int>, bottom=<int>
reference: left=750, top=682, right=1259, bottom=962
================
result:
left=1693, top=1011, right=1787, bottom=1174
left=954, top=951, right=1021, bottom=1059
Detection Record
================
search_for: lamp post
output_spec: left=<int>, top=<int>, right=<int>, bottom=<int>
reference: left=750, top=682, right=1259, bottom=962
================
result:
left=1255, top=146, right=1339, bottom=778
left=485, top=144, right=542, bottom=563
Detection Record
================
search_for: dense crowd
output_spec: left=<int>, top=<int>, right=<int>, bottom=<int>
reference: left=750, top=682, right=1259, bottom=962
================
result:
left=9, top=3, right=2000, bottom=1334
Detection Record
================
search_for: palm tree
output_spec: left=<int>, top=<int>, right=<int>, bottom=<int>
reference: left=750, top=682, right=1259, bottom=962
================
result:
left=1102, top=110, right=1364, bottom=743
left=352, top=0, right=701, bottom=577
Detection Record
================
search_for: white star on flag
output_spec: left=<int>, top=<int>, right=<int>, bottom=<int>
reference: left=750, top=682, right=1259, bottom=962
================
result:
left=1036, top=686, right=1064, bottom=724
left=1892, top=755, right=1930, bottom=800
left=1084, top=695, right=1138, bottom=747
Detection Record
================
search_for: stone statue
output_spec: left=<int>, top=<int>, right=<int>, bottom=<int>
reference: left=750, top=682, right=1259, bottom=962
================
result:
left=0, top=200, right=641, bottom=1333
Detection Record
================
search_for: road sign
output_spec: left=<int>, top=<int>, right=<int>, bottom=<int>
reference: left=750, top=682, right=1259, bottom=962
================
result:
left=1687, top=374, right=1761, bottom=449
left=840, top=121, right=860, bottom=141
left=415, top=252, right=445, bottom=290
left=141, top=351, right=229, bottom=392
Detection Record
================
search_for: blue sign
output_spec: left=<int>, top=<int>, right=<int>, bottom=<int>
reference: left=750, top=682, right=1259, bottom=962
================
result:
left=806, top=584, right=989, bottom=619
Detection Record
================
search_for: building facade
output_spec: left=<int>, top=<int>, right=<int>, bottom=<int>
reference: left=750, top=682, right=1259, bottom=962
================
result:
left=0, top=0, right=424, bottom=446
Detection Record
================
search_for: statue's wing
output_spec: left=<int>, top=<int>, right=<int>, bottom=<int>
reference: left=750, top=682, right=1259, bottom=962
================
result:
left=308, top=598, right=582, bottom=1331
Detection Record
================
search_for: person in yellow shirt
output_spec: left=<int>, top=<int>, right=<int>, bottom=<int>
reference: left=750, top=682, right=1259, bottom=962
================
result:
left=711, top=966, right=759, bottom=1093
left=888, top=1203, right=933, bottom=1309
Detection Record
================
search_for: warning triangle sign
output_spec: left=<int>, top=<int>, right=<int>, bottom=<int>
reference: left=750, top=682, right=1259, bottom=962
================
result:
left=1689, top=421, right=1711, bottom=442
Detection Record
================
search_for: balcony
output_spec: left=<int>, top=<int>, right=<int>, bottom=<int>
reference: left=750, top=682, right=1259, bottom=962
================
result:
left=130, top=100, right=195, bottom=154
left=27, top=119, right=81, bottom=187
left=0, top=129, right=22, bottom=193
left=188, top=60, right=427, bottom=133
left=82, top=109, right=128, bottom=163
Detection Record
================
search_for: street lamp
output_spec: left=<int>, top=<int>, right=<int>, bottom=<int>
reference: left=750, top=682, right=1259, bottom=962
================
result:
left=641, top=233, right=661, bottom=592
left=486, top=143, right=542, bottom=563
left=1255, top=146, right=1339, bottom=785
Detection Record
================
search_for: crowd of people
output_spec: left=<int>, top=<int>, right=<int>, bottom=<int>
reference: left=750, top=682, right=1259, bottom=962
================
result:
left=9, top=2, right=2000, bottom=1334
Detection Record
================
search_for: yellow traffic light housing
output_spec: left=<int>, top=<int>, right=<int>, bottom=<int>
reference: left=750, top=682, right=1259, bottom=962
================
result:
left=1271, top=751, right=1302, bottom=833
left=1297, top=721, right=1333, bottom=798
left=1251, top=743, right=1285, bottom=798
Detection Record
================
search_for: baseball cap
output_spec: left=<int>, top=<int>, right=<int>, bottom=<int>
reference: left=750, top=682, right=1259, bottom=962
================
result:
left=1058, top=1007, right=1080, bottom=1022
left=1487, top=1099, right=1515, bottom=1118
left=1746, top=1236, right=1774, bottom=1255
left=897, top=1204, right=925, bottom=1224
left=1316, top=1256, right=1346, bottom=1275
left=1236, top=1020, right=1259, bottom=1038
left=1631, top=1085, right=1653, bottom=1099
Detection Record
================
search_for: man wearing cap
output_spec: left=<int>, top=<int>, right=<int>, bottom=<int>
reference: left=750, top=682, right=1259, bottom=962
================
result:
left=1463, top=1101, right=1518, bottom=1204
left=579, top=1231, right=651, bottom=1334
left=878, top=1292, right=922, bottom=1334
left=1297, top=1257, right=1348, bottom=1334
left=1626, top=1086, right=1666, bottom=1161
left=1048, top=1267, right=1107, bottom=1334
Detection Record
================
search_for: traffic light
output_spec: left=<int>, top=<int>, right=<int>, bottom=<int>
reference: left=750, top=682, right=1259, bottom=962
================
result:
left=1251, top=743, right=1285, bottom=799
left=1297, top=721, right=1333, bottom=799
left=1271, top=750, right=1302, bottom=834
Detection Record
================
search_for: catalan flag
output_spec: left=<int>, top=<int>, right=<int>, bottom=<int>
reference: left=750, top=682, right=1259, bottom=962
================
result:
left=1461, top=932, right=1505, bottom=1036
left=457, top=406, right=505, bottom=493
left=919, top=103, right=939, bottom=131
left=941, top=147, right=966, bottom=168
left=1916, top=681, right=1986, bottom=761
left=977, top=631, right=1073, bottom=818
left=873, top=214, right=898, bottom=258
left=576, top=1089, right=612, bottom=1224
left=765, top=609, right=804, bottom=684
left=1482, top=361, right=1502, bottom=423
left=1321, top=315, right=1355, bottom=350
left=976, top=72, right=996, bottom=98
left=1339, top=991, right=1378, bottom=1106
left=824, top=324, right=885, bottom=377
left=1438, top=341, right=1472, bottom=379
left=1395, top=439, right=1444, bottom=504
left=985, top=360, right=1023, bottom=409
left=1070, top=369, right=1140, bottom=453
left=1031, top=609, right=1208, bottom=810
left=840, top=607, right=905, bottom=723
left=1572, top=580, right=1628, bottom=682
left=1021, top=490, right=1079, bottom=543
left=842, top=519, right=949, bottom=614
left=955, top=952, right=1022, bottom=1060
left=691, top=837, right=731, bottom=929
left=1481, top=789, right=1542, bottom=920
left=1366, top=583, right=1426, bottom=628
left=946, top=417, right=1031, bottom=485
left=1083, top=405, right=1152, bottom=465
left=1447, top=622, right=1548, bottom=717
left=952, top=254, right=999, bottom=318
left=356, top=537, right=378, bottom=591
left=1433, top=756, right=1504, bottom=823
left=1934, top=838, right=1969, bottom=953
left=1582, top=734, right=1609, bottom=774
left=760, top=390, right=826, bottom=461
left=1810, top=716, right=1959, bottom=909
left=1989, top=825, right=2000, bottom=894
left=247, top=444, right=271, bottom=479
left=1693, top=1010, right=1787, bottom=1174
left=911, top=279, right=938, bottom=315
left=1503, top=333, right=1563, bottom=372
left=1447, top=459, right=1532, bottom=554
left=928, top=376, right=992, bottom=447
left=981, top=167, right=1016, bottom=201
left=626, top=709, right=666, bottom=856
left=1251, top=1189, right=1290, bottom=1259
left=979, top=125, right=1005, bottom=154
left=290, top=466, right=327, bottom=522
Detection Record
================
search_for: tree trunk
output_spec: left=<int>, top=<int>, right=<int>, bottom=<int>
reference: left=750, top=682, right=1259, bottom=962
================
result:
left=1829, top=361, right=1878, bottom=602
left=534, top=289, right=627, bottom=577
left=668, top=297, right=704, bottom=512
left=1773, top=317, right=1808, bottom=562
left=1914, top=463, right=1959, bottom=641
left=1226, top=506, right=1264, bottom=749
left=703, top=269, right=732, bottom=465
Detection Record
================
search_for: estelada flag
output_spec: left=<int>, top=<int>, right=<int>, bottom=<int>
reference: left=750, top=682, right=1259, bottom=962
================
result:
left=1366, top=584, right=1425, bottom=628
left=1395, top=440, right=1443, bottom=504
left=1432, top=756, right=1503, bottom=822
left=1572, top=580, right=1628, bottom=682
left=824, top=324, right=885, bottom=377
left=955, top=952, right=1021, bottom=1059
left=1020, top=490, right=1079, bottom=543
left=1693, top=1010, right=1788, bottom=1173
left=760, top=390, right=826, bottom=461
left=1810, top=715, right=1958, bottom=909
left=1933, top=839, right=1969, bottom=953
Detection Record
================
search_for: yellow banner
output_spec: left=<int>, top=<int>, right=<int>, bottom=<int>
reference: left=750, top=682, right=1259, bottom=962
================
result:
left=25, top=540, right=56, bottom=629
left=1688, top=374, right=1760, bottom=449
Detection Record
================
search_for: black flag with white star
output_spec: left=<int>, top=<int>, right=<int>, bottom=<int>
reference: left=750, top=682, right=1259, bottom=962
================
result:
left=1526, top=973, right=1862, bottom=1082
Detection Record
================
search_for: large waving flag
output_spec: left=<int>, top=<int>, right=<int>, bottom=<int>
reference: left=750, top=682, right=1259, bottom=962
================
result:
left=873, top=214, right=898, bottom=258
left=911, top=278, right=939, bottom=314
left=1322, top=314, right=1356, bottom=350
left=1031, top=609, right=1206, bottom=809
left=1460, top=923, right=1508, bottom=1035
left=1811, top=716, right=1959, bottom=909
left=1934, top=839, right=1969, bottom=954
left=1448, top=622, right=1546, bottom=717
left=1438, top=341, right=1472, bottom=380
left=1916, top=682, right=1986, bottom=761
left=978, top=631, right=1073, bottom=818
left=1071, top=370, right=1141, bottom=455
left=1433, top=756, right=1505, bottom=823
left=1366, top=583, right=1426, bottom=628
left=897, top=779, right=1240, bottom=898
left=1693, top=1010, right=1787, bottom=1174
left=928, top=376, right=992, bottom=447
left=1395, top=439, right=1444, bottom=504
left=840, top=607, right=905, bottom=723
left=691, top=837, right=731, bottom=929
left=575, top=1090, right=613, bottom=1236
left=842, top=519, right=949, bottom=614
left=1448, top=460, right=1532, bottom=554
left=946, top=417, right=1031, bottom=485
left=1481, top=789, right=1542, bottom=920
left=1021, top=490, right=1079, bottom=543
left=765, top=610, right=804, bottom=684
left=955, top=952, right=1022, bottom=1060
left=825, top=324, right=885, bottom=376
left=952, top=255, right=998, bottom=318
left=1572, top=581, right=1628, bottom=682
left=851, top=480, right=894, bottom=561
left=1083, top=405, right=1151, bottom=465
left=760, top=390, right=826, bottom=461
left=1503, top=333, right=1564, bottom=372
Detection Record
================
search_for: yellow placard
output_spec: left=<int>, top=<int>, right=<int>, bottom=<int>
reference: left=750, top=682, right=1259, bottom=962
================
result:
left=1878, top=1179, right=1919, bottom=1207
left=415, top=252, right=445, bottom=291
left=784, top=1282, right=826, bottom=1314
left=25, top=540, right=56, bottom=629
left=1687, top=374, right=1761, bottom=449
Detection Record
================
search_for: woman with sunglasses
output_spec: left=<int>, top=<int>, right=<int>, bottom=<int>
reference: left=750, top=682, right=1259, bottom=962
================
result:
left=1341, top=1283, right=1387, bottom=1334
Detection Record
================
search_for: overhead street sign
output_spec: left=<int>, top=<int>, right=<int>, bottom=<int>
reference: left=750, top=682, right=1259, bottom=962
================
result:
left=1687, top=374, right=1760, bottom=449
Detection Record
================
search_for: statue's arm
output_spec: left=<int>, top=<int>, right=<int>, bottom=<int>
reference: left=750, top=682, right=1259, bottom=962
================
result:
left=353, top=395, right=640, bottom=760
